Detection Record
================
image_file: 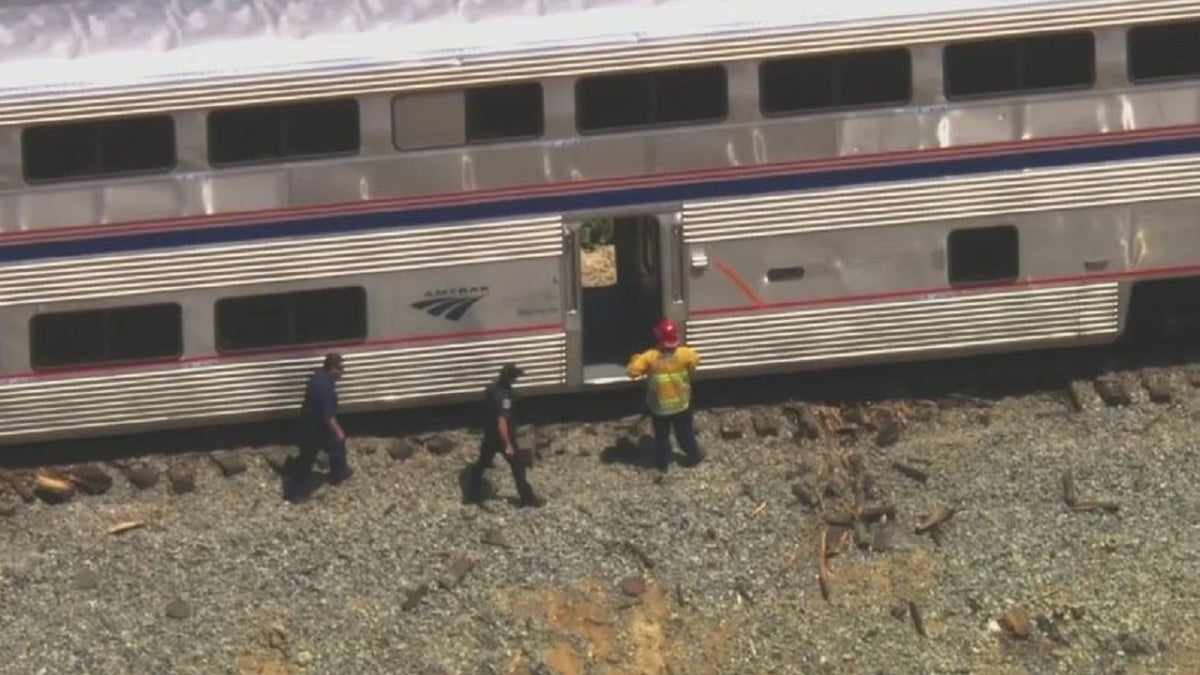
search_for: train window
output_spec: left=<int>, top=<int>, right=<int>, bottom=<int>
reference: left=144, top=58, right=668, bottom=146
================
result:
left=944, top=31, right=1094, bottom=99
left=576, top=65, right=727, bottom=133
left=947, top=225, right=1019, bottom=285
left=767, top=266, right=806, bottom=282
left=465, top=82, right=544, bottom=143
left=30, top=303, right=182, bottom=370
left=22, top=115, right=176, bottom=183
left=760, top=48, right=911, bottom=115
left=208, top=98, right=360, bottom=166
left=215, top=286, right=367, bottom=352
left=1128, top=20, right=1200, bottom=82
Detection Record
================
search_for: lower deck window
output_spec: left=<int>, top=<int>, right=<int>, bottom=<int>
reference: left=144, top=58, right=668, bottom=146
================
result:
left=947, top=225, right=1019, bottom=285
left=30, top=303, right=182, bottom=370
left=215, top=287, right=367, bottom=352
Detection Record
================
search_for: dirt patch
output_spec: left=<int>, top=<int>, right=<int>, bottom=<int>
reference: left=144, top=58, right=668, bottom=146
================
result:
left=500, top=577, right=736, bottom=674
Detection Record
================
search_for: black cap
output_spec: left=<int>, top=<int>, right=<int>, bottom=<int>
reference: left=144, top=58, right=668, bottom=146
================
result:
left=499, top=363, right=525, bottom=380
left=323, top=352, right=344, bottom=370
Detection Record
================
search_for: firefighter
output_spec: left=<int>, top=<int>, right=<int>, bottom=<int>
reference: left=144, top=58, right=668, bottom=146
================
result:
left=465, top=363, right=544, bottom=508
left=627, top=319, right=704, bottom=473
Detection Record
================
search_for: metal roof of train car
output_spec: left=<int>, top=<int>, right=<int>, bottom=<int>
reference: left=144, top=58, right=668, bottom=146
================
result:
left=0, top=0, right=1191, bottom=125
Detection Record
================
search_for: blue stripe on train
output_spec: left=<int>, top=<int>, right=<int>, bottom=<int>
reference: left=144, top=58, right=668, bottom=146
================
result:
left=3, top=133, right=1200, bottom=264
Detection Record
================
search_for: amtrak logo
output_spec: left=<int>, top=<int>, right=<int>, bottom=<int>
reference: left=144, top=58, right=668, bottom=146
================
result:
left=412, top=286, right=488, bottom=321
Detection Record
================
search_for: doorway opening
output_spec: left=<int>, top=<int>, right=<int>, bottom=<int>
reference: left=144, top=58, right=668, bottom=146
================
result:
left=579, top=215, right=664, bottom=382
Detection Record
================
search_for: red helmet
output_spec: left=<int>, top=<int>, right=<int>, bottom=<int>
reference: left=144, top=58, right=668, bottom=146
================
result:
left=653, top=319, right=680, bottom=349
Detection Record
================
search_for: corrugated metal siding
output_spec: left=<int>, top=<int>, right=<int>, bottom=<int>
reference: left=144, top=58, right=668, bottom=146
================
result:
left=0, top=331, right=566, bottom=440
left=0, top=215, right=562, bottom=306
left=682, top=155, right=1200, bottom=243
left=2, top=0, right=1195, bottom=124
left=687, top=283, right=1119, bottom=369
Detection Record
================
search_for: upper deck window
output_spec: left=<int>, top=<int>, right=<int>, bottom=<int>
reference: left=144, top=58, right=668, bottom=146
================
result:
left=1128, top=20, right=1200, bottom=82
left=208, top=98, right=360, bottom=166
left=22, top=115, right=176, bottom=183
left=576, top=65, right=727, bottom=133
left=944, top=31, right=1095, bottom=100
left=465, top=82, right=545, bottom=142
left=760, top=48, right=912, bottom=116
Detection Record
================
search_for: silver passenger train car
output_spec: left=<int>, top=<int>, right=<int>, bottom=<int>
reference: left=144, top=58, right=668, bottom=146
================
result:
left=1, top=0, right=1199, bottom=444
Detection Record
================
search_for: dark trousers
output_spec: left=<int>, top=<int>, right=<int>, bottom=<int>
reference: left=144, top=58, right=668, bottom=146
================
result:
left=652, top=409, right=702, bottom=470
left=288, top=436, right=350, bottom=494
left=468, top=439, right=534, bottom=501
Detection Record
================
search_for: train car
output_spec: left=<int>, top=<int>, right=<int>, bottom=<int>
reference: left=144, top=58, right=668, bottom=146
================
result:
left=1, top=0, right=1199, bottom=444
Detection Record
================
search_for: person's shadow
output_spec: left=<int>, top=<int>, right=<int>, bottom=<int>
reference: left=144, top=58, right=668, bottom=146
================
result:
left=280, top=453, right=332, bottom=504
left=599, top=434, right=660, bottom=468
left=457, top=465, right=497, bottom=506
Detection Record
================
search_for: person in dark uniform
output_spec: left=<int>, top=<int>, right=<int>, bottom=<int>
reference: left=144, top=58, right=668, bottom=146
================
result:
left=465, top=363, right=544, bottom=508
left=286, top=352, right=352, bottom=502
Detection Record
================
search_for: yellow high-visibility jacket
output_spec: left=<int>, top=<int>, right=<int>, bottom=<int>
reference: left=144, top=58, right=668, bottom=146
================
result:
left=627, top=346, right=700, bottom=416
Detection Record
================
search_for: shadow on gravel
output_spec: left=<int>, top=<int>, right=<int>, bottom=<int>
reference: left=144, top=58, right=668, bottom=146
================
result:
left=456, top=465, right=495, bottom=506
left=9, top=325, right=1200, bottom=470
left=599, top=434, right=659, bottom=469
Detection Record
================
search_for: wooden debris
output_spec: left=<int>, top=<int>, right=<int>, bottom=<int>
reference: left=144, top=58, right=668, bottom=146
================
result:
left=108, top=520, right=146, bottom=535
left=891, top=461, right=929, bottom=485
left=908, top=600, right=927, bottom=638
left=34, top=472, right=77, bottom=503
left=822, top=513, right=856, bottom=528
left=857, top=504, right=897, bottom=523
left=816, top=526, right=831, bottom=602
left=1070, top=500, right=1120, bottom=514
left=791, top=482, right=819, bottom=509
left=915, top=507, right=956, bottom=534
left=1061, top=471, right=1078, bottom=507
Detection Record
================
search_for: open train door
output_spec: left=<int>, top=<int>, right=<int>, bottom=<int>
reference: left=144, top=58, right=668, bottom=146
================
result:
left=564, top=213, right=688, bottom=384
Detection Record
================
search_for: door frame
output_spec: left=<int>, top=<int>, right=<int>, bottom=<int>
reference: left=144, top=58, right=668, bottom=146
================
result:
left=562, top=211, right=689, bottom=386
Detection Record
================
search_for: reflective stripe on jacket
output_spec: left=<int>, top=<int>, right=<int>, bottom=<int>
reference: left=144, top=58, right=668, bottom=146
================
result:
left=627, top=346, right=700, bottom=416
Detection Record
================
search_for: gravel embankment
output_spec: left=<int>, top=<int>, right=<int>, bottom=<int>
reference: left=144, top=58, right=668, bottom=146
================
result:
left=2, top=367, right=1200, bottom=674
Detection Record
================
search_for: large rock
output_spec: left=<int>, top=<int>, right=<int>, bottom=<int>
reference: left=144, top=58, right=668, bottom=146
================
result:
left=68, top=464, right=113, bottom=495
left=387, top=439, right=419, bottom=461
left=125, top=464, right=160, bottom=490
left=210, top=451, right=248, bottom=477
left=1094, top=376, right=1133, bottom=407
left=424, top=435, right=457, bottom=456
left=999, top=607, right=1032, bottom=639
left=438, top=557, right=475, bottom=590
left=165, top=599, right=193, bottom=620
left=263, top=448, right=292, bottom=474
left=167, top=465, right=196, bottom=494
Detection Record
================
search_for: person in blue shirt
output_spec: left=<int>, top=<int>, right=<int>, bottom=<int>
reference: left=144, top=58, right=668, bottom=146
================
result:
left=465, top=363, right=544, bottom=508
left=286, top=352, right=351, bottom=502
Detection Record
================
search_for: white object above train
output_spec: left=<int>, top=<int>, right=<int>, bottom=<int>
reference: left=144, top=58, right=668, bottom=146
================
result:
left=0, top=0, right=1180, bottom=118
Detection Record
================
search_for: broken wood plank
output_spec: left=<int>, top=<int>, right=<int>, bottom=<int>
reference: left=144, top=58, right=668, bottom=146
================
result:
left=908, top=600, right=927, bottom=638
left=856, top=504, right=897, bottom=523
left=822, top=513, right=856, bottom=527
left=816, top=526, right=831, bottom=602
left=1070, top=500, right=1120, bottom=514
left=107, top=520, right=146, bottom=535
left=891, top=461, right=929, bottom=485
left=915, top=507, right=956, bottom=534
left=1061, top=471, right=1078, bottom=507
